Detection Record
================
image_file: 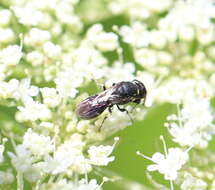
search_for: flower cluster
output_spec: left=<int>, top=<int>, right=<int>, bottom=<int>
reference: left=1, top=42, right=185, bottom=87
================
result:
left=0, top=0, right=215, bottom=189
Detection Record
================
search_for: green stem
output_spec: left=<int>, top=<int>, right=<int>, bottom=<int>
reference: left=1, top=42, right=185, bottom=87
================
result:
left=17, top=171, right=24, bottom=190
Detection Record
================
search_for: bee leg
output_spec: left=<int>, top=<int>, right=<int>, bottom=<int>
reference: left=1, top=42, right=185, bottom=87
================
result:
left=131, top=100, right=140, bottom=113
left=98, top=106, right=113, bottom=132
left=108, top=106, right=113, bottom=113
left=116, top=105, right=134, bottom=123
left=98, top=115, right=108, bottom=132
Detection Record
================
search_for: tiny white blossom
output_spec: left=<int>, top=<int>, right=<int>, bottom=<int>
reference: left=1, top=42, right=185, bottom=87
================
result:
left=0, top=78, right=38, bottom=101
left=55, top=2, right=83, bottom=32
left=40, top=87, right=61, bottom=108
left=88, top=145, right=115, bottom=166
left=0, top=28, right=15, bottom=44
left=42, top=135, right=85, bottom=174
left=8, top=145, right=33, bottom=173
left=55, top=69, right=81, bottom=98
left=71, top=154, right=92, bottom=174
left=24, top=166, right=42, bottom=183
left=39, top=178, right=101, bottom=190
left=168, top=99, right=215, bottom=148
left=23, top=129, right=54, bottom=157
left=134, top=49, right=157, bottom=68
left=77, top=179, right=101, bottom=190
left=181, top=99, right=213, bottom=126
left=138, top=148, right=189, bottom=180
left=24, top=28, right=51, bottom=46
left=17, top=97, right=51, bottom=122
left=11, top=78, right=39, bottom=101
left=119, top=22, right=150, bottom=48
left=0, top=45, right=22, bottom=66
left=178, top=26, right=195, bottom=41
left=87, top=24, right=119, bottom=51
left=43, top=41, right=62, bottom=59
left=104, top=62, right=135, bottom=86
left=109, top=0, right=172, bottom=19
left=0, top=9, right=12, bottom=26
left=26, top=51, right=45, bottom=66
left=12, top=5, right=44, bottom=26
left=0, top=80, right=18, bottom=99
left=158, top=0, right=215, bottom=43
left=181, top=172, right=207, bottom=190
left=149, top=30, right=167, bottom=49
left=0, top=171, right=14, bottom=185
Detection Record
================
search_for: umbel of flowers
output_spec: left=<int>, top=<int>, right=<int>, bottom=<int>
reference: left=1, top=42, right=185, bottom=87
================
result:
left=0, top=0, right=215, bottom=190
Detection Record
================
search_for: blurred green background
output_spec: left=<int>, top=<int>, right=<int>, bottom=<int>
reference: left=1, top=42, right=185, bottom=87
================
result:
left=103, top=104, right=176, bottom=190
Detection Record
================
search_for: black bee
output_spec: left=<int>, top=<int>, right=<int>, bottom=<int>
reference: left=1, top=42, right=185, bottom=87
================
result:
left=77, top=80, right=147, bottom=120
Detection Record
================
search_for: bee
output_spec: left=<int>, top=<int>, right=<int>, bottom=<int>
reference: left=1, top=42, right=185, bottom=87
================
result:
left=76, top=80, right=147, bottom=122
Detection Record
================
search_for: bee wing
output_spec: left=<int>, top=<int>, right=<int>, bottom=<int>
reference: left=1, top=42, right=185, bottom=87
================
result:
left=77, top=95, right=107, bottom=119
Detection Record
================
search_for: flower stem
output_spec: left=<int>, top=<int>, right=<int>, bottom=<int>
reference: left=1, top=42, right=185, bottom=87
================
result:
left=170, top=180, right=174, bottom=190
left=17, top=171, right=24, bottom=190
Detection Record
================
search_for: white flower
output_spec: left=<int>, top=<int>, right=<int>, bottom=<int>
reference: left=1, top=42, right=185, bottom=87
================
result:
left=17, top=97, right=51, bottom=122
left=77, top=179, right=101, bottom=190
left=0, top=79, right=38, bottom=101
left=12, top=5, right=44, bottom=26
left=0, top=45, right=22, bottom=66
left=24, top=28, right=51, bottom=46
left=42, top=136, right=86, bottom=174
left=0, top=28, right=15, bottom=44
left=149, top=30, right=167, bottom=48
left=0, top=9, right=12, bottom=26
left=70, top=154, right=92, bottom=174
left=40, top=179, right=75, bottom=190
left=0, top=80, right=17, bottom=99
left=158, top=0, right=215, bottom=42
left=87, top=24, right=119, bottom=51
left=109, top=0, right=172, bottom=19
left=8, top=145, right=33, bottom=173
left=181, top=99, right=213, bottom=127
left=134, top=49, right=157, bottom=68
left=168, top=99, right=215, bottom=148
left=88, top=145, right=115, bottom=166
left=169, top=122, right=205, bottom=148
left=39, top=178, right=101, bottom=190
left=26, top=51, right=45, bottom=66
left=62, top=45, right=107, bottom=80
left=104, top=62, right=135, bottom=87
left=119, top=22, right=150, bottom=48
left=42, top=151, right=75, bottom=175
left=55, top=69, right=80, bottom=98
left=40, top=87, right=61, bottom=108
left=181, top=172, right=207, bottom=190
left=152, top=78, right=214, bottom=104
left=23, top=129, right=54, bottom=157
left=11, top=78, right=39, bottom=101
left=139, top=148, right=189, bottom=180
left=43, top=41, right=62, bottom=59
left=95, top=32, right=118, bottom=51
left=0, top=145, right=4, bottom=163
left=55, top=2, right=83, bottom=32
left=178, top=25, right=195, bottom=41
left=24, top=163, right=42, bottom=183
left=0, top=171, right=14, bottom=185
